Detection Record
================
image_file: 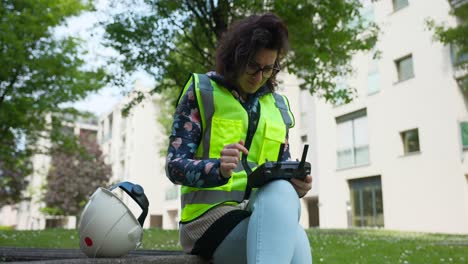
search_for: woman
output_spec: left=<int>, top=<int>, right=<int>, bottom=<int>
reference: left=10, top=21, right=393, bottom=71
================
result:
left=166, top=12, right=313, bottom=264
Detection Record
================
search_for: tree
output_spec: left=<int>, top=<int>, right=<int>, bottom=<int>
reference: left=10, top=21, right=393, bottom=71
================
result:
left=43, top=127, right=111, bottom=220
left=0, top=0, right=108, bottom=205
left=0, top=138, right=32, bottom=206
left=103, top=0, right=378, bottom=110
left=428, top=1, right=468, bottom=90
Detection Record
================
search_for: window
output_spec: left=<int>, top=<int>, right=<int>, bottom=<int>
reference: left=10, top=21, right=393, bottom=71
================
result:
left=393, top=0, right=409, bottom=11
left=361, top=0, right=375, bottom=27
left=119, top=161, right=125, bottom=180
left=59, top=125, right=74, bottom=137
left=336, top=109, right=369, bottom=169
left=350, top=0, right=374, bottom=29
left=306, top=198, right=320, bottom=227
left=120, top=135, right=126, bottom=160
left=80, top=129, right=97, bottom=143
left=349, top=176, right=384, bottom=227
left=451, top=44, right=468, bottom=66
left=107, top=114, right=113, bottom=140
left=401, top=128, right=420, bottom=154
left=461, top=122, right=468, bottom=150
left=368, top=72, right=379, bottom=94
left=120, top=116, right=127, bottom=133
left=105, top=144, right=111, bottom=164
left=299, top=91, right=309, bottom=129
left=45, top=218, right=67, bottom=229
left=368, top=49, right=380, bottom=94
left=333, top=81, right=348, bottom=106
left=150, top=215, right=163, bottom=228
left=395, top=55, right=414, bottom=82
left=100, top=120, right=105, bottom=143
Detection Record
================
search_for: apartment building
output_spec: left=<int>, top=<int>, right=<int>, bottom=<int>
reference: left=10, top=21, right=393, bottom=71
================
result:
left=0, top=116, right=99, bottom=230
left=98, top=81, right=179, bottom=230
left=281, top=0, right=468, bottom=234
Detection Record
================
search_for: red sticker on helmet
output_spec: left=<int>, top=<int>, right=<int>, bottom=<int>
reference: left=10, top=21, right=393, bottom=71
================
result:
left=85, top=237, right=93, bottom=247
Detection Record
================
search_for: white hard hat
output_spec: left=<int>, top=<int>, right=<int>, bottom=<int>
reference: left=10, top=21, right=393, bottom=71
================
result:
left=78, top=181, right=149, bottom=258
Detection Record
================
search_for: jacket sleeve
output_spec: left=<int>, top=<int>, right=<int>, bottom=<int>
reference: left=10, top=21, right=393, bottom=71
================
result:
left=165, top=81, right=229, bottom=188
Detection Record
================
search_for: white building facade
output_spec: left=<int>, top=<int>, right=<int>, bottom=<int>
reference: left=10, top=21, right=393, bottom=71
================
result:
left=281, top=0, right=468, bottom=234
left=98, top=81, right=180, bottom=230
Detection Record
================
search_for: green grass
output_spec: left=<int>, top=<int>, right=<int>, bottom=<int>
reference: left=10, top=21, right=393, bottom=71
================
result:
left=308, top=229, right=468, bottom=263
left=0, top=228, right=467, bottom=263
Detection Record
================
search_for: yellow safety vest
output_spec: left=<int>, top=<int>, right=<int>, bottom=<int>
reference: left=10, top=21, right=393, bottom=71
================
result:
left=178, top=73, right=294, bottom=222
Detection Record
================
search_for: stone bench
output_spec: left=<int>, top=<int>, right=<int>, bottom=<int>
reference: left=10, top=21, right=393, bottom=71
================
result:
left=0, top=247, right=209, bottom=264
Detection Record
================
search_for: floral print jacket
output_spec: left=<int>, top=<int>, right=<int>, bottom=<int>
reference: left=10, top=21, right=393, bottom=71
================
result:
left=165, top=72, right=290, bottom=188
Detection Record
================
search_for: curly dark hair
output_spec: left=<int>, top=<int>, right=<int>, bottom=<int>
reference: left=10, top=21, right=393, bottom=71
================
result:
left=215, top=12, right=289, bottom=92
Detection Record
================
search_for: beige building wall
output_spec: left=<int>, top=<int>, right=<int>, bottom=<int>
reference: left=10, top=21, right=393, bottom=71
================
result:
left=281, top=0, right=468, bottom=234
left=98, top=81, right=180, bottom=230
left=277, top=72, right=320, bottom=228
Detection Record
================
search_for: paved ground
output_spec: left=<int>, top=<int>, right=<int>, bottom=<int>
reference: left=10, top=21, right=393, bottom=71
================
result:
left=0, top=248, right=209, bottom=263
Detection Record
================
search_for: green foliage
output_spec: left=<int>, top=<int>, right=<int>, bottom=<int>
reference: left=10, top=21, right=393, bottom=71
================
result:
left=40, top=206, right=64, bottom=216
left=0, top=0, right=108, bottom=205
left=103, top=0, right=378, bottom=149
left=427, top=2, right=468, bottom=90
left=106, top=0, right=377, bottom=100
left=273, top=0, right=378, bottom=102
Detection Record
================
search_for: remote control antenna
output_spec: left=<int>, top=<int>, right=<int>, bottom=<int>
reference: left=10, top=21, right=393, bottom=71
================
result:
left=275, top=143, right=285, bottom=168
left=298, top=144, right=309, bottom=170
left=277, top=143, right=285, bottom=161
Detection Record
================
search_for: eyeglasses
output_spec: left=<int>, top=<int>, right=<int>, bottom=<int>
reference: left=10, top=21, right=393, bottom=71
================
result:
left=245, top=60, right=280, bottom=79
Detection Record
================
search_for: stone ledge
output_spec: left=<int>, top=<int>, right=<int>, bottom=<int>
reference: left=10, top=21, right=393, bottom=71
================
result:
left=0, top=248, right=209, bottom=264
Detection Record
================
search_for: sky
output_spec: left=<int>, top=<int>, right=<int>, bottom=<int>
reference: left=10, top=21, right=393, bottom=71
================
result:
left=70, top=72, right=155, bottom=117
left=56, top=0, right=155, bottom=117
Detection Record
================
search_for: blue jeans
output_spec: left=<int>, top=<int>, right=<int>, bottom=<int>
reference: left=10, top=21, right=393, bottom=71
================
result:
left=212, top=180, right=313, bottom=264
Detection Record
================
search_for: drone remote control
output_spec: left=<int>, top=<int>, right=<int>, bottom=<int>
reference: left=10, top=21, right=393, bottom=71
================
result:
left=247, top=144, right=311, bottom=188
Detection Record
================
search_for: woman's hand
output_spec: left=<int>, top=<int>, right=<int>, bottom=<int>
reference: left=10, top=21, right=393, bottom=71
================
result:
left=290, top=174, right=312, bottom=198
left=219, top=140, right=249, bottom=178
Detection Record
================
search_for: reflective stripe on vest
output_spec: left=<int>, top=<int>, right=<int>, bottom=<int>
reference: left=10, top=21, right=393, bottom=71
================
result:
left=181, top=190, right=245, bottom=208
left=195, top=74, right=214, bottom=159
left=272, top=93, right=295, bottom=128
left=180, top=73, right=294, bottom=222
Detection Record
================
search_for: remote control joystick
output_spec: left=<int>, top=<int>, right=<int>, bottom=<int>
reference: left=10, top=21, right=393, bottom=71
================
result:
left=247, top=144, right=311, bottom=188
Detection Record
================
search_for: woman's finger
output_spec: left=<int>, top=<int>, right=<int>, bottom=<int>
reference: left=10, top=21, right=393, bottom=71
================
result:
left=221, top=148, right=241, bottom=158
left=223, top=141, right=249, bottom=155
left=220, top=156, right=239, bottom=164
